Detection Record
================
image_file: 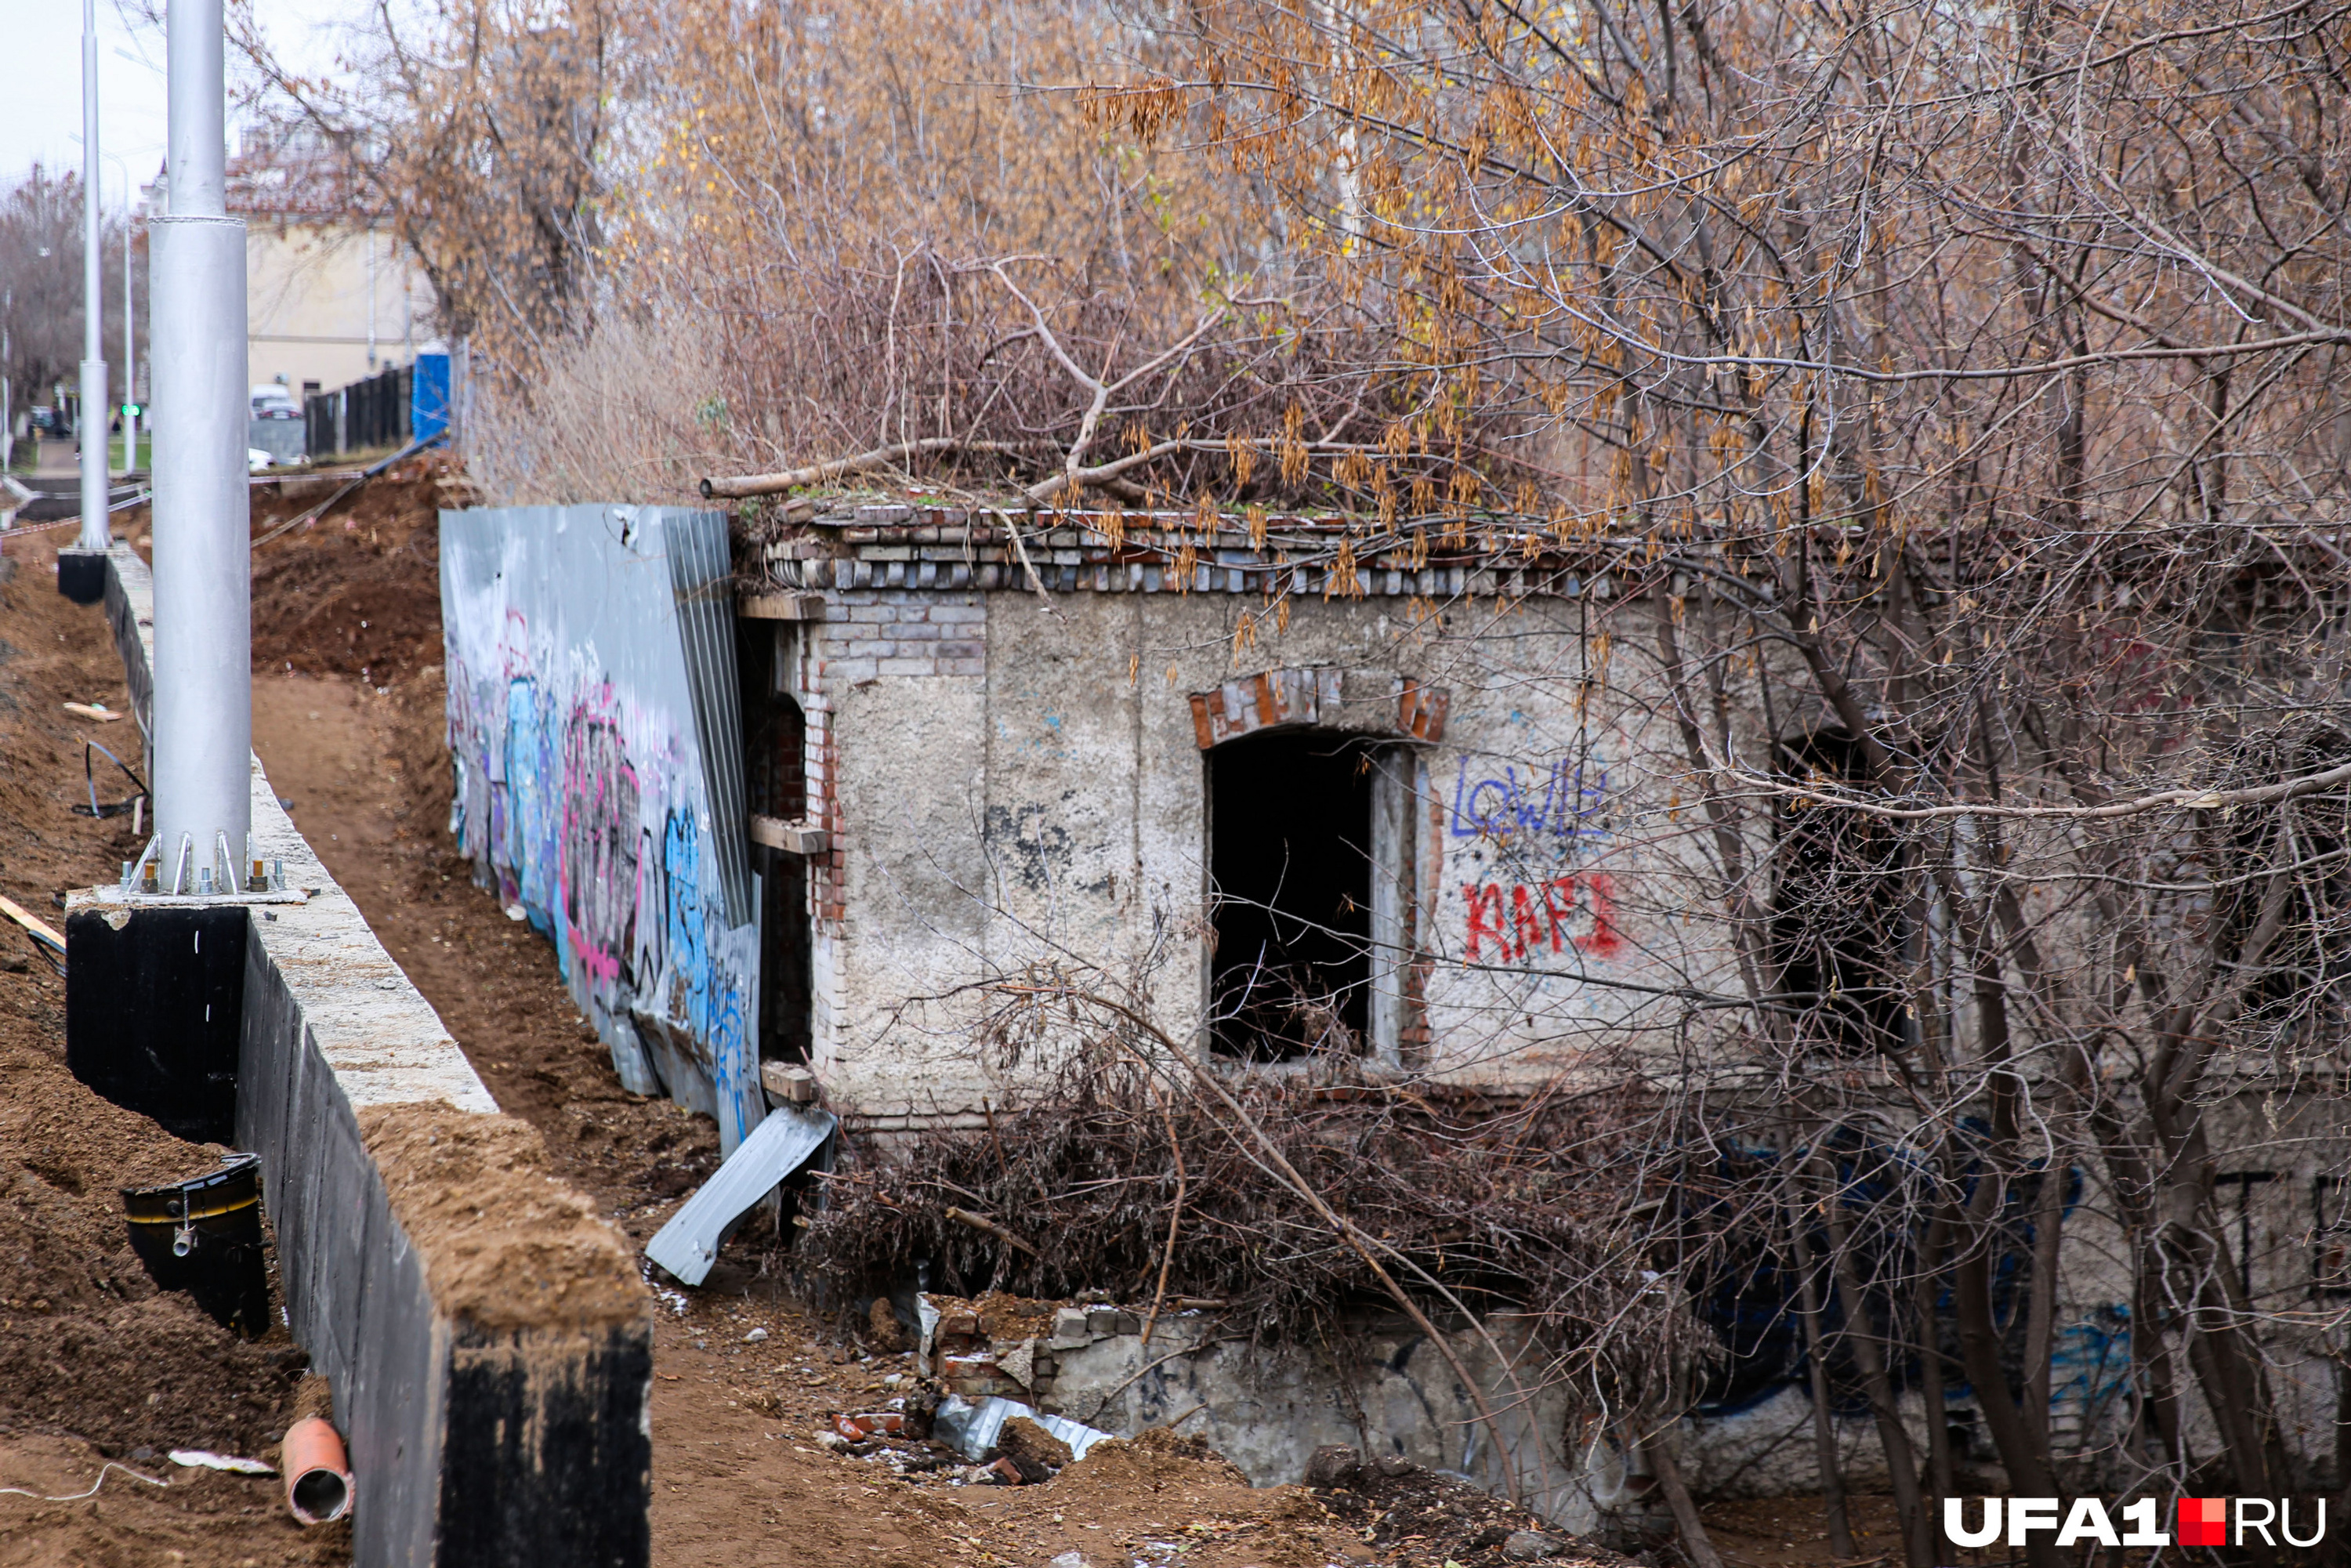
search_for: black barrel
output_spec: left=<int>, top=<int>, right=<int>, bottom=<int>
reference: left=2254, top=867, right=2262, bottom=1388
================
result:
left=123, top=1153, right=272, bottom=1336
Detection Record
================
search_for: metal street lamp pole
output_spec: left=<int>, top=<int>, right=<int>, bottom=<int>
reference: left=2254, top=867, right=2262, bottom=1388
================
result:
left=112, top=154, right=136, bottom=478
left=2, top=289, right=13, bottom=476
left=148, top=0, right=252, bottom=891
left=69, top=138, right=139, bottom=478
left=74, top=0, right=110, bottom=564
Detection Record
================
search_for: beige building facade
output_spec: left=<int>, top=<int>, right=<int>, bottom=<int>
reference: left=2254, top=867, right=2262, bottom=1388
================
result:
left=240, top=214, right=431, bottom=397
left=144, top=123, right=436, bottom=402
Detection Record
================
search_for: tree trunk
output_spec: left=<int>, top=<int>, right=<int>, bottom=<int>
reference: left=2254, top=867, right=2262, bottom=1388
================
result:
left=1793, top=1226, right=1858, bottom=1559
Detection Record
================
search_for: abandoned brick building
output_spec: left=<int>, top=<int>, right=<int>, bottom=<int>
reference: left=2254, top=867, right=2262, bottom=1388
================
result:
left=439, top=496, right=2348, bottom=1520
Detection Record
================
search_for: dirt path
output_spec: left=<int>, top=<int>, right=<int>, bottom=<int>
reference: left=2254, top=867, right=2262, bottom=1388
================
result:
left=226, top=475, right=1406, bottom=1568
left=248, top=666, right=1387, bottom=1568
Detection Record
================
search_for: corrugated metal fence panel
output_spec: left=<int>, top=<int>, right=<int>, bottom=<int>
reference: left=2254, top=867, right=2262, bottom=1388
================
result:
left=440, top=504, right=766, bottom=1153
left=665, top=510, right=753, bottom=928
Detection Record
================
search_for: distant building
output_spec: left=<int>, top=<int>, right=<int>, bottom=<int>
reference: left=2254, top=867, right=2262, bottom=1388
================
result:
left=145, top=120, right=436, bottom=400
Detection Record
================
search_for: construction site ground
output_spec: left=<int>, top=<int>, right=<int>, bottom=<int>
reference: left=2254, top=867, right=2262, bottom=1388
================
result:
left=0, top=480, right=1875, bottom=1567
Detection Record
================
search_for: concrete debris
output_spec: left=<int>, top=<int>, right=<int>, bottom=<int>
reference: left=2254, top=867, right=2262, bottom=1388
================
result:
left=1305, top=1443, right=1361, bottom=1489
left=644, top=1102, right=835, bottom=1285
left=1048, top=1308, right=1091, bottom=1349
left=1502, top=1530, right=1573, bottom=1561
left=931, top=1395, right=1110, bottom=1467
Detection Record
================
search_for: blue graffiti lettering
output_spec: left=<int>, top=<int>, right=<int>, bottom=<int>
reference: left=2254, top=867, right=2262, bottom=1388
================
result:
left=1450, top=755, right=1610, bottom=842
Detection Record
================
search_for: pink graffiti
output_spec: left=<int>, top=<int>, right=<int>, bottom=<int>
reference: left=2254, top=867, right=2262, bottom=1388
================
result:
left=561, top=686, right=641, bottom=986
left=500, top=607, right=534, bottom=679
left=1462, top=872, right=1620, bottom=965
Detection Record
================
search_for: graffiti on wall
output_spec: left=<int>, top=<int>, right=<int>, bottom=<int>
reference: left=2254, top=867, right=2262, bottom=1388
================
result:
left=441, top=508, right=764, bottom=1151
left=1450, top=755, right=1610, bottom=846
left=1462, top=874, right=1621, bottom=964
left=562, top=695, right=640, bottom=986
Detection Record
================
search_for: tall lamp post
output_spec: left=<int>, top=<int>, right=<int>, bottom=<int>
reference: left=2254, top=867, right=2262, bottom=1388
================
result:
left=67, top=137, right=141, bottom=479
left=147, top=0, right=253, bottom=891
left=109, top=153, right=137, bottom=479
left=60, top=0, right=110, bottom=602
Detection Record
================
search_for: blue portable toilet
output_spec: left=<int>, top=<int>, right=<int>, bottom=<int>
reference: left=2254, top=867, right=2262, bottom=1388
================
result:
left=411, top=352, right=451, bottom=445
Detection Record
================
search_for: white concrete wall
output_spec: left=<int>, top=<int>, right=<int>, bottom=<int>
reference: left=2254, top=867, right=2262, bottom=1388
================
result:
left=807, top=584, right=1744, bottom=1121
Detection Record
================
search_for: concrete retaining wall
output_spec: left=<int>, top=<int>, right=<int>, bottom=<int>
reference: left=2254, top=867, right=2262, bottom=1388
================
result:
left=86, top=541, right=652, bottom=1566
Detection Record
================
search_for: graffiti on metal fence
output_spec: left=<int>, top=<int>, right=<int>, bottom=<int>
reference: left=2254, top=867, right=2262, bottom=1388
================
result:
left=442, top=509, right=765, bottom=1152
left=562, top=695, right=641, bottom=986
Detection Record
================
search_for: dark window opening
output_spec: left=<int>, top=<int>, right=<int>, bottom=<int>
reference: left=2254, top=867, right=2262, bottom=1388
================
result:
left=739, top=624, right=812, bottom=1065
left=2314, top=1177, right=2351, bottom=1298
left=2212, top=726, right=2351, bottom=1038
left=1208, top=729, right=1375, bottom=1059
left=1770, top=728, right=1907, bottom=1056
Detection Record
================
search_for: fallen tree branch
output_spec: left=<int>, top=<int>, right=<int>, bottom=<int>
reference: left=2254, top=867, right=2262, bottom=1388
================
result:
left=944, top=1205, right=1042, bottom=1258
left=1141, top=1084, right=1189, bottom=1348
left=1037, top=988, right=1536, bottom=1507
left=700, top=439, right=1052, bottom=499
left=1642, top=1435, right=1727, bottom=1568
left=1701, top=753, right=2351, bottom=823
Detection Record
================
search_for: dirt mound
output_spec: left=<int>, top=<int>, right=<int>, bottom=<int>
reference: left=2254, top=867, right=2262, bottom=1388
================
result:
left=1058, top=1425, right=1252, bottom=1494
left=247, top=458, right=457, bottom=686
left=0, top=1135, right=312, bottom=1459
left=357, top=1103, right=647, bottom=1331
left=0, top=1433, right=350, bottom=1567
left=117, top=454, right=458, bottom=686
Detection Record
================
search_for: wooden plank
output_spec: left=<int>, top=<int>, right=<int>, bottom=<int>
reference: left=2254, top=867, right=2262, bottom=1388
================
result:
left=736, top=592, right=826, bottom=622
left=748, top=814, right=830, bottom=854
left=0, top=893, right=67, bottom=954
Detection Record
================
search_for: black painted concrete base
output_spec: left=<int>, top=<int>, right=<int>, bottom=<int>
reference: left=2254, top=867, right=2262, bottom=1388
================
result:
left=57, top=547, right=108, bottom=605
left=66, top=903, right=248, bottom=1144
left=441, top=1326, right=654, bottom=1566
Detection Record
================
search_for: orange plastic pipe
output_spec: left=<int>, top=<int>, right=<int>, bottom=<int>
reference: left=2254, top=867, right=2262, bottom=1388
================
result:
left=282, top=1416, right=352, bottom=1524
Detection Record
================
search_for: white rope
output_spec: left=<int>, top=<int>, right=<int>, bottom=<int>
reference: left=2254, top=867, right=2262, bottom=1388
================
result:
left=0, top=1461, right=170, bottom=1502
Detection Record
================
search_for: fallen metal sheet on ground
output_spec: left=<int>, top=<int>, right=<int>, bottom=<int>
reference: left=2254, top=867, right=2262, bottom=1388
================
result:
left=645, top=1103, right=835, bottom=1286
left=931, top=1395, right=1112, bottom=1463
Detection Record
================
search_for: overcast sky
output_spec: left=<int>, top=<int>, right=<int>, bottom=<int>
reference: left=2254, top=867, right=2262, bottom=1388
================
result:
left=4, top=0, right=364, bottom=201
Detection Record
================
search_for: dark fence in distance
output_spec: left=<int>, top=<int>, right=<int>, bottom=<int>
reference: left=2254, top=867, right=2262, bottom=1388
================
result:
left=306, top=364, right=410, bottom=459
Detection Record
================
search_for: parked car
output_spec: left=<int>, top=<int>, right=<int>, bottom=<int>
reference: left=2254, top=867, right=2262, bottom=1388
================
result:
left=250, top=386, right=302, bottom=420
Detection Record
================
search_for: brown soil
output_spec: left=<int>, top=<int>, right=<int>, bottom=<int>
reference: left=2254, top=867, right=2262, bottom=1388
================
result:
left=1695, top=1494, right=1907, bottom=1567
left=0, top=531, right=348, bottom=1566
left=245, top=456, right=465, bottom=688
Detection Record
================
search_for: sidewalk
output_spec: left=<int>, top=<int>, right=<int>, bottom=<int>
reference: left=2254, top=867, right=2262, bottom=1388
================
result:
left=29, top=434, right=78, bottom=481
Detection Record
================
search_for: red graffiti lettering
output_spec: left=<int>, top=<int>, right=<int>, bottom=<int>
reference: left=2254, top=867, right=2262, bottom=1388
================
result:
left=1574, top=871, right=1621, bottom=959
left=1462, top=873, right=1622, bottom=964
left=1509, top=883, right=1549, bottom=962
left=1463, top=883, right=1508, bottom=962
